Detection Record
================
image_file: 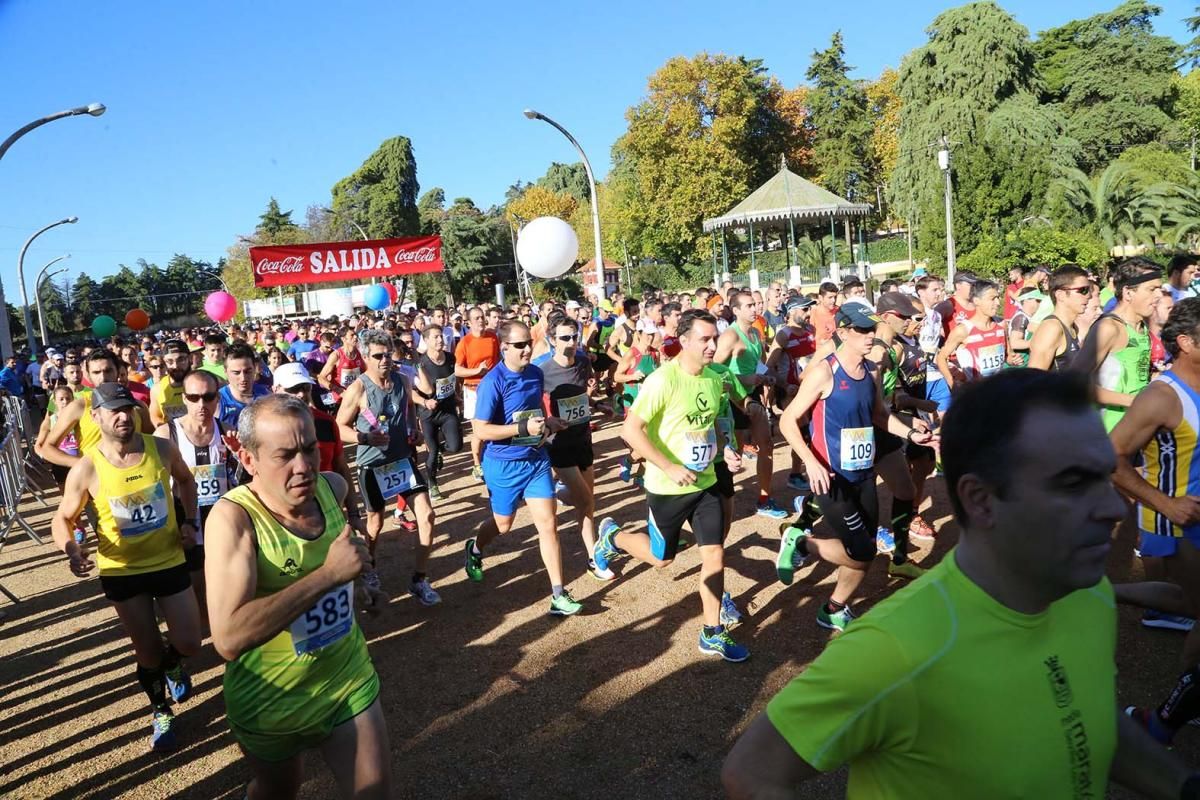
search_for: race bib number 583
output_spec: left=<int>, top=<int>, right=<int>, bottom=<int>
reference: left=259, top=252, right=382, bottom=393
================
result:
left=289, top=582, right=354, bottom=656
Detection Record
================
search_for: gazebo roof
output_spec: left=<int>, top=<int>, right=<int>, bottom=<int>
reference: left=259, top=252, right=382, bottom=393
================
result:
left=702, top=162, right=873, bottom=233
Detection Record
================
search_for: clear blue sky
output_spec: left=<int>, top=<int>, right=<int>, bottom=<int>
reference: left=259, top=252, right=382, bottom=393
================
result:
left=0, top=0, right=1192, bottom=306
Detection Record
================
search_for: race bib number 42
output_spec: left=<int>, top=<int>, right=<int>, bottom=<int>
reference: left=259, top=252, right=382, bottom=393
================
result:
left=840, top=427, right=875, bottom=472
left=108, top=483, right=170, bottom=537
left=289, top=582, right=354, bottom=656
left=557, top=394, right=590, bottom=426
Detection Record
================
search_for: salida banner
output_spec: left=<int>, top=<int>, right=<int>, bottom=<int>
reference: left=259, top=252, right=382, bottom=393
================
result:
left=249, top=235, right=443, bottom=288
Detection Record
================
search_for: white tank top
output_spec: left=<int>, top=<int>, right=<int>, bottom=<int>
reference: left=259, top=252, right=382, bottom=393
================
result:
left=168, top=418, right=229, bottom=545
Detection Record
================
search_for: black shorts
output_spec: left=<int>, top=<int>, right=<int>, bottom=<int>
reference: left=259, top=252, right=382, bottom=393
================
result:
left=813, top=474, right=879, bottom=563
left=906, top=443, right=935, bottom=462
left=593, top=353, right=615, bottom=372
left=877, top=428, right=905, bottom=459
left=99, top=562, right=192, bottom=603
left=732, top=397, right=764, bottom=431
left=713, top=460, right=734, bottom=498
left=358, top=458, right=428, bottom=513
left=185, top=544, right=204, bottom=572
left=549, top=437, right=594, bottom=470
left=646, top=485, right=725, bottom=561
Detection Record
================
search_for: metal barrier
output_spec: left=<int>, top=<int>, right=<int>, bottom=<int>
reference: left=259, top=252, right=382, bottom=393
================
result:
left=0, top=396, right=52, bottom=604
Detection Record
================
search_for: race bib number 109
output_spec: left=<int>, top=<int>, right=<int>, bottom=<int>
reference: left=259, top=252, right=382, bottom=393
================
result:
left=840, top=427, right=875, bottom=472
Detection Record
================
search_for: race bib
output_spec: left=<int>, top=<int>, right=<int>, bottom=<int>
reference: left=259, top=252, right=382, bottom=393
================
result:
left=164, top=403, right=186, bottom=421
left=373, top=458, right=420, bottom=500
left=557, top=394, right=590, bottom=426
left=840, top=427, right=875, bottom=472
left=289, top=582, right=354, bottom=656
left=435, top=375, right=455, bottom=401
left=340, top=367, right=361, bottom=387
left=192, top=463, right=227, bottom=508
left=464, top=386, right=478, bottom=419
left=977, top=344, right=1005, bottom=376
left=108, top=483, right=170, bottom=537
left=678, top=428, right=717, bottom=472
left=511, top=409, right=545, bottom=447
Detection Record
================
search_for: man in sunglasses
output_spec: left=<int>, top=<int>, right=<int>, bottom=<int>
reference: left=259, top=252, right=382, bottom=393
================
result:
left=463, top=320, right=582, bottom=616
left=337, top=329, right=439, bottom=607
left=1027, top=264, right=1088, bottom=372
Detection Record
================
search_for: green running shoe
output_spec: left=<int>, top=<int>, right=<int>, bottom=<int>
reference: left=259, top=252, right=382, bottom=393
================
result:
left=549, top=589, right=582, bottom=616
left=464, top=538, right=484, bottom=582
left=816, top=603, right=857, bottom=632
left=776, top=525, right=810, bottom=585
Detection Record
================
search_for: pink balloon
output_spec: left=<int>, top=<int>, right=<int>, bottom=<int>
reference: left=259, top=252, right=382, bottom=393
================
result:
left=204, top=291, right=238, bottom=323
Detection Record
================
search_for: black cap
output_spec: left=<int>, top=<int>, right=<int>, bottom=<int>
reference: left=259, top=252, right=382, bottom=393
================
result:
left=874, top=292, right=922, bottom=318
left=785, top=296, right=816, bottom=314
left=92, top=382, right=138, bottom=410
left=835, top=303, right=882, bottom=330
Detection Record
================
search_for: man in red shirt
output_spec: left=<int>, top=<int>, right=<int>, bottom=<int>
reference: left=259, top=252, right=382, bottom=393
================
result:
left=455, top=306, right=501, bottom=480
left=936, top=271, right=977, bottom=339
left=809, top=283, right=839, bottom=345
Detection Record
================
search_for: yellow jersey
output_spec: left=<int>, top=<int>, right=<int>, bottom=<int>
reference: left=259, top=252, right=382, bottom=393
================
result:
left=153, top=379, right=187, bottom=424
left=91, top=434, right=184, bottom=576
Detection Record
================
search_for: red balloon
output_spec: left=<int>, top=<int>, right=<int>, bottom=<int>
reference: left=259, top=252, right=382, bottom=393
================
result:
left=383, top=283, right=398, bottom=304
left=125, top=308, right=150, bottom=330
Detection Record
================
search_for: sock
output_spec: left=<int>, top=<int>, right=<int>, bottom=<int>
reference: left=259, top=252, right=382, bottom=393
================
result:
left=758, top=492, right=769, bottom=505
left=824, top=599, right=847, bottom=615
left=412, top=572, right=426, bottom=584
left=890, top=497, right=915, bottom=565
left=137, top=664, right=168, bottom=710
left=703, top=624, right=725, bottom=636
left=1158, top=665, right=1200, bottom=732
left=552, top=584, right=563, bottom=598
left=396, top=496, right=409, bottom=513
left=471, top=541, right=482, bottom=556
left=161, top=642, right=183, bottom=673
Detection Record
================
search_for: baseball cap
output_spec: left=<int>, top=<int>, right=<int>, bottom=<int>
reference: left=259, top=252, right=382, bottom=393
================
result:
left=953, top=272, right=976, bottom=285
left=598, top=299, right=615, bottom=313
left=1018, top=287, right=1047, bottom=303
left=874, top=292, right=922, bottom=318
left=565, top=300, right=580, bottom=310
left=92, top=382, right=138, bottom=410
left=273, top=362, right=315, bottom=389
left=836, top=304, right=882, bottom=330
left=784, top=296, right=816, bottom=313
left=912, top=266, right=928, bottom=277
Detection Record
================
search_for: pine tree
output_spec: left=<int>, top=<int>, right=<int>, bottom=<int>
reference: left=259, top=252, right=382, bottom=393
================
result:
left=805, top=32, right=872, bottom=200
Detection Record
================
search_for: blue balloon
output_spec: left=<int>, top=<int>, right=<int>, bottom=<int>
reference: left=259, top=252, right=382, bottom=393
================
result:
left=364, top=284, right=391, bottom=311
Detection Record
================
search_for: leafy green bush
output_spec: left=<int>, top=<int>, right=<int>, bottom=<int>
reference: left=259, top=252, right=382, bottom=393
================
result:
left=957, top=227, right=1108, bottom=278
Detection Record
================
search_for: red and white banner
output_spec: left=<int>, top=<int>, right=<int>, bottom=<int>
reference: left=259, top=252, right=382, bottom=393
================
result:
left=249, top=235, right=443, bottom=288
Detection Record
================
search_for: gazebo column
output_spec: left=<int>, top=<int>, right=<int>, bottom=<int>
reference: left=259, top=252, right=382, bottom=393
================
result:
left=711, top=232, right=719, bottom=288
left=720, top=230, right=730, bottom=285
left=788, top=217, right=801, bottom=288
left=748, top=221, right=760, bottom=292
left=829, top=217, right=840, bottom=284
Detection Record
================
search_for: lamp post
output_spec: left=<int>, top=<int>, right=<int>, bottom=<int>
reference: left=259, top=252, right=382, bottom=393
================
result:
left=937, top=135, right=956, bottom=284
left=18, top=217, right=77, bottom=358
left=0, top=102, right=105, bottom=358
left=523, top=108, right=606, bottom=301
left=34, top=255, right=69, bottom=350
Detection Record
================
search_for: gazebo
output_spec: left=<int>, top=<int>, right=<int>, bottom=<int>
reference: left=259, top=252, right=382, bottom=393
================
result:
left=702, top=158, right=873, bottom=287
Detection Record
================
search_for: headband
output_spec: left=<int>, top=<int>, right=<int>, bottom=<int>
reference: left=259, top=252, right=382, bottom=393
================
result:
left=1123, top=270, right=1163, bottom=289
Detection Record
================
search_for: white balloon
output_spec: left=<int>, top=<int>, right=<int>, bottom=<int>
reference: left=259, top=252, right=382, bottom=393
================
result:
left=516, top=216, right=579, bottom=279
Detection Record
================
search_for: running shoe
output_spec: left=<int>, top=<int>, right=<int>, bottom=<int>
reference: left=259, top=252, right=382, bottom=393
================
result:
left=1141, top=609, right=1196, bottom=632
left=698, top=627, right=750, bottom=662
left=876, top=527, right=896, bottom=554
left=554, top=480, right=572, bottom=506
left=409, top=578, right=441, bottom=606
left=786, top=473, right=811, bottom=492
left=742, top=444, right=759, bottom=460
left=588, top=559, right=615, bottom=581
left=888, top=561, right=926, bottom=580
left=776, top=525, right=809, bottom=585
left=471, top=465, right=484, bottom=481
left=756, top=498, right=788, bottom=519
left=619, top=458, right=632, bottom=483
left=150, top=709, right=177, bottom=752
left=792, top=494, right=818, bottom=515
left=164, top=663, right=193, bottom=703
left=909, top=515, right=935, bottom=540
left=816, top=603, right=857, bottom=632
left=395, top=516, right=417, bottom=533
left=549, top=589, right=582, bottom=616
left=428, top=483, right=442, bottom=502
left=720, top=591, right=743, bottom=627
left=1125, top=705, right=1173, bottom=746
left=463, top=539, right=484, bottom=582
left=593, top=517, right=621, bottom=573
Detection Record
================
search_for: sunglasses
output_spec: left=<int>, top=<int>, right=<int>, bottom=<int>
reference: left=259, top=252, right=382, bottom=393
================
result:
left=1062, top=286, right=1091, bottom=296
left=507, top=340, right=533, bottom=350
left=556, top=334, right=578, bottom=342
left=368, top=352, right=392, bottom=360
left=148, top=363, right=163, bottom=369
left=284, top=384, right=311, bottom=395
left=184, top=392, right=218, bottom=403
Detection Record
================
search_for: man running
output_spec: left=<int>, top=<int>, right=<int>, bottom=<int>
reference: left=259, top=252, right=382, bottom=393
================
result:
left=149, top=339, right=191, bottom=427
left=414, top=325, right=463, bottom=500
left=205, top=394, right=391, bottom=799
left=766, top=296, right=817, bottom=490
left=218, top=343, right=270, bottom=429
left=776, top=305, right=934, bottom=631
left=914, top=275, right=949, bottom=412
left=1027, top=264, right=1087, bottom=371
left=935, top=279, right=1006, bottom=394
left=463, top=320, right=582, bottom=616
left=592, top=310, right=750, bottom=661
left=810, top=283, right=839, bottom=345
left=337, top=330, right=439, bottom=607
left=50, top=382, right=201, bottom=751
left=317, top=326, right=366, bottom=409
left=455, top=305, right=500, bottom=481
left=935, top=270, right=976, bottom=339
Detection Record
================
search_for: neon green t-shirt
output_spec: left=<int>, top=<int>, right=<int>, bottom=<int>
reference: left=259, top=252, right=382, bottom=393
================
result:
left=629, top=360, right=722, bottom=496
left=766, top=553, right=1117, bottom=799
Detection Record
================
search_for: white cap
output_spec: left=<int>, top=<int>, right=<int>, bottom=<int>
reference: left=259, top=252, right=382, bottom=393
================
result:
left=565, top=300, right=580, bottom=310
left=273, top=362, right=315, bottom=389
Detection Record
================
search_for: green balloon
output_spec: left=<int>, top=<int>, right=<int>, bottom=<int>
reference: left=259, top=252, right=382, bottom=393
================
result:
left=91, top=315, right=117, bottom=338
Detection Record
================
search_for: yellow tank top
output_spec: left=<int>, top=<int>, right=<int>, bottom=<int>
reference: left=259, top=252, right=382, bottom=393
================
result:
left=1140, top=372, right=1200, bottom=539
left=75, top=388, right=101, bottom=453
left=92, top=434, right=184, bottom=576
left=221, top=476, right=376, bottom=729
left=154, top=379, right=187, bottom=423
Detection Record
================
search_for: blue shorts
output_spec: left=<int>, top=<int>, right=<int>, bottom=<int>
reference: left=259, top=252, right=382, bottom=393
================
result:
left=1138, top=529, right=1200, bottom=558
left=926, top=378, right=951, bottom=413
left=483, top=452, right=554, bottom=517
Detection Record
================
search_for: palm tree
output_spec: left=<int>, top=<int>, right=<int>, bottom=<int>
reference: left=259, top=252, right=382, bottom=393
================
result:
left=794, top=236, right=832, bottom=268
left=1053, top=163, right=1163, bottom=251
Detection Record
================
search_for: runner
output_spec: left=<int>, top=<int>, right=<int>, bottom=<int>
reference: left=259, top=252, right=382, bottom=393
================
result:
left=1006, top=286, right=1044, bottom=367
left=1026, top=264, right=1087, bottom=371
left=149, top=339, right=191, bottom=427
left=765, top=296, right=816, bottom=491
left=317, top=326, right=366, bottom=409
left=935, top=270, right=976, bottom=339
left=462, top=320, right=582, bottom=616
left=199, top=332, right=227, bottom=381
left=204, top=394, right=391, bottom=799
left=455, top=306, right=500, bottom=481
left=914, top=275, right=949, bottom=412
left=934, top=279, right=1006, bottom=394
left=775, top=304, right=934, bottom=630
left=337, top=329, right=440, bottom=607
left=50, top=382, right=201, bottom=751
left=217, top=343, right=270, bottom=429
left=810, top=283, right=839, bottom=345
left=717, top=289, right=787, bottom=518
left=414, top=324, right=463, bottom=500
left=592, top=309, right=750, bottom=661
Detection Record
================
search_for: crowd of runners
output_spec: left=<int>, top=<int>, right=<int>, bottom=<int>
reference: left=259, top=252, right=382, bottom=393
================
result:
left=11, top=257, right=1200, bottom=796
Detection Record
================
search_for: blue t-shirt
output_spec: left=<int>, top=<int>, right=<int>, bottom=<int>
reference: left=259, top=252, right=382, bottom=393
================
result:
left=217, top=383, right=269, bottom=429
left=474, top=361, right=547, bottom=461
left=288, top=339, right=318, bottom=361
left=0, top=367, right=24, bottom=396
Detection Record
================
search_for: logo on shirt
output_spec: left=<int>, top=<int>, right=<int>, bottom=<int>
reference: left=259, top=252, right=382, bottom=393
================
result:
left=696, top=394, right=710, bottom=411
left=838, top=380, right=850, bottom=391
left=126, top=474, right=144, bottom=483
left=279, top=557, right=302, bottom=577
left=1045, top=655, right=1073, bottom=708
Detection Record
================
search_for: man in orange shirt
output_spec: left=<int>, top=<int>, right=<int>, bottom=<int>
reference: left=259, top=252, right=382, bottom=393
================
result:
left=809, top=282, right=839, bottom=345
left=455, top=305, right=501, bottom=481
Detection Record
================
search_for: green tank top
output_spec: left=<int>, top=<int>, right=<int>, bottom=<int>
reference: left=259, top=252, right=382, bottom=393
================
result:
left=221, top=475, right=376, bottom=733
left=1098, top=314, right=1151, bottom=432
left=875, top=339, right=902, bottom=401
left=729, top=324, right=764, bottom=401
left=622, top=351, right=658, bottom=405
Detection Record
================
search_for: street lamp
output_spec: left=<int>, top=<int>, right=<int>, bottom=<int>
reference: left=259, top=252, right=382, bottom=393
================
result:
left=34, top=255, right=69, bottom=350
left=318, top=206, right=369, bottom=241
left=522, top=108, right=607, bottom=301
left=17, top=217, right=77, bottom=358
left=937, top=135, right=956, bottom=284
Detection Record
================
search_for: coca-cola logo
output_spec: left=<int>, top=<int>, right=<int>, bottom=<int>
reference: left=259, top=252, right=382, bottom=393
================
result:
left=255, top=256, right=305, bottom=276
left=393, top=246, right=437, bottom=265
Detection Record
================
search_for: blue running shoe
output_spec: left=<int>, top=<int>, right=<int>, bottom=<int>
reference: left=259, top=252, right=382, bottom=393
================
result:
left=793, top=494, right=811, bottom=515
left=164, top=664, right=192, bottom=703
left=1142, top=609, right=1195, bottom=632
left=876, top=527, right=895, bottom=555
left=593, top=517, right=621, bottom=572
left=787, top=473, right=811, bottom=492
left=554, top=480, right=572, bottom=506
left=1125, top=706, right=1173, bottom=746
left=150, top=709, right=177, bottom=752
left=720, top=592, right=743, bottom=627
left=698, top=626, right=750, bottom=662
left=619, top=457, right=632, bottom=483
left=756, top=498, right=788, bottom=519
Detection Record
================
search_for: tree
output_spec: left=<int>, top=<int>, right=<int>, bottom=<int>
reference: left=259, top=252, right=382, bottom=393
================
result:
left=417, top=187, right=446, bottom=235
left=71, top=274, right=99, bottom=328
left=866, top=68, right=902, bottom=214
left=536, top=163, right=590, bottom=203
left=506, top=185, right=578, bottom=227
left=257, top=197, right=298, bottom=237
left=36, top=277, right=69, bottom=336
left=429, top=198, right=510, bottom=304
left=805, top=32, right=872, bottom=200
left=1050, top=161, right=1164, bottom=249
left=330, top=136, right=421, bottom=239
left=765, top=85, right=816, bottom=176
